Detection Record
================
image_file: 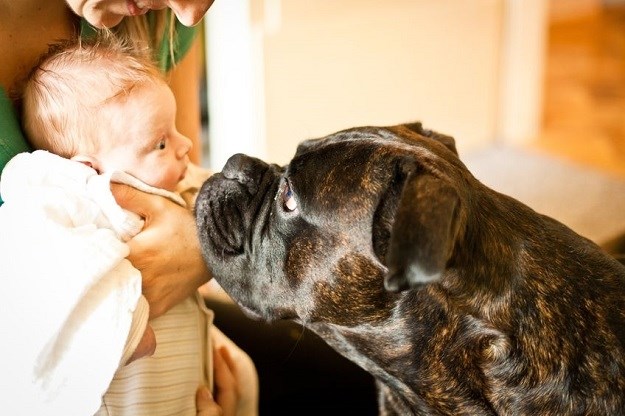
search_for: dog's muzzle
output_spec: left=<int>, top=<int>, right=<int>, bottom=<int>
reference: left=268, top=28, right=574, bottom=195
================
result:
left=195, top=153, right=280, bottom=259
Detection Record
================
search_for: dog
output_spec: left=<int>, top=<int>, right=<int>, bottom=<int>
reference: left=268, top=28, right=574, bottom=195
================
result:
left=195, top=122, right=625, bottom=415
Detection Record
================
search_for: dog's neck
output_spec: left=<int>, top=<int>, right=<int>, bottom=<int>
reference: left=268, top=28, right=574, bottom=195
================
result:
left=308, top=317, right=423, bottom=405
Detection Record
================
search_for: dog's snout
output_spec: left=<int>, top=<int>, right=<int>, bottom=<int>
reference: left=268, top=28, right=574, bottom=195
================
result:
left=222, top=153, right=269, bottom=195
left=222, top=153, right=256, bottom=177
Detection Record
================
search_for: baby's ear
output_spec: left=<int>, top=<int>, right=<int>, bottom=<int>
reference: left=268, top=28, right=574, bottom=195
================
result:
left=71, top=155, right=100, bottom=173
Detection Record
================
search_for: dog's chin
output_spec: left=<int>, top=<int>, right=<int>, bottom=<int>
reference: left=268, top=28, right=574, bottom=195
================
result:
left=230, top=294, right=301, bottom=323
left=238, top=304, right=264, bottom=320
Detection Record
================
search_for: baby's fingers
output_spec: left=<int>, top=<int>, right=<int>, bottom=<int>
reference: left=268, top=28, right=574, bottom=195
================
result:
left=196, top=386, right=223, bottom=416
left=213, top=346, right=238, bottom=415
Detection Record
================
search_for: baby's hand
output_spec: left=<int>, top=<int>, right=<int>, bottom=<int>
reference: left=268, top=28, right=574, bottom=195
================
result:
left=196, top=346, right=239, bottom=416
left=125, top=324, right=156, bottom=364
left=195, top=386, right=224, bottom=416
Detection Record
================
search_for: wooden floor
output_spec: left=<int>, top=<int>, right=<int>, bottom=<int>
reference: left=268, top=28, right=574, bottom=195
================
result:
left=534, top=5, right=625, bottom=178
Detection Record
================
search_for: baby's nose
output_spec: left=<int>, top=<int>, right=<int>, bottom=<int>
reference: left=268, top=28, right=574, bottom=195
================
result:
left=177, top=134, right=193, bottom=158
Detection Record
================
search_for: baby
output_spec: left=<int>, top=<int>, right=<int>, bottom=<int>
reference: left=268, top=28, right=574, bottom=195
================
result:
left=2, top=38, right=257, bottom=415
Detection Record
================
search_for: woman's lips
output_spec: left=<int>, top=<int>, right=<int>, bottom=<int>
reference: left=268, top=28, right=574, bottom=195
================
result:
left=127, top=0, right=149, bottom=16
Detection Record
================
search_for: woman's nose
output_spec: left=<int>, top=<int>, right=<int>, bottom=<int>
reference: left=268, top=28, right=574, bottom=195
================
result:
left=168, top=0, right=215, bottom=26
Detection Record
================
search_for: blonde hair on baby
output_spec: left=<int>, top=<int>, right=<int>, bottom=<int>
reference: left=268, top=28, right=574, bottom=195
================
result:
left=21, top=35, right=165, bottom=158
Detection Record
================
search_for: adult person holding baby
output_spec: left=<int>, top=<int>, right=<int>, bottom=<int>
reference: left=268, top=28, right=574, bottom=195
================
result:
left=0, top=1, right=250, bottom=414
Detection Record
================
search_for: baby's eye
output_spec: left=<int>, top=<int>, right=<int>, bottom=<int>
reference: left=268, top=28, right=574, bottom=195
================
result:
left=281, top=181, right=297, bottom=211
left=155, top=138, right=166, bottom=150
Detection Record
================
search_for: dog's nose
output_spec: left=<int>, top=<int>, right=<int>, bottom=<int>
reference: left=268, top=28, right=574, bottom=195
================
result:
left=222, top=153, right=269, bottom=195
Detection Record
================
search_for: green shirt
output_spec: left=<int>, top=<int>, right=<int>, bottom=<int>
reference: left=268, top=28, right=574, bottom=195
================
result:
left=0, top=12, right=198, bottom=205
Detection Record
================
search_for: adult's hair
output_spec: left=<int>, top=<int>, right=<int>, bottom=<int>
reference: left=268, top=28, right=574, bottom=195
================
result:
left=115, top=11, right=177, bottom=64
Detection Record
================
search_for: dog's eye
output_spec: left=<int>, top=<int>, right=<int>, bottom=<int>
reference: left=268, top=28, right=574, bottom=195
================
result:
left=281, top=181, right=297, bottom=211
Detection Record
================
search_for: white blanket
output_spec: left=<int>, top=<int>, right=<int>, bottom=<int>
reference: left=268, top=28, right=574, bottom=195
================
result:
left=0, top=151, right=183, bottom=415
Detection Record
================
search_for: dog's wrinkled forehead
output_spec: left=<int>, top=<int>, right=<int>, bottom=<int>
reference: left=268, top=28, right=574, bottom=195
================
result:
left=290, top=124, right=456, bottom=181
left=294, top=127, right=408, bottom=156
left=294, top=124, right=457, bottom=164
left=280, top=125, right=459, bottom=227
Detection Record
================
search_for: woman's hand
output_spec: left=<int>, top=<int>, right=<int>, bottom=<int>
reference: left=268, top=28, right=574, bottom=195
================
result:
left=111, top=183, right=210, bottom=318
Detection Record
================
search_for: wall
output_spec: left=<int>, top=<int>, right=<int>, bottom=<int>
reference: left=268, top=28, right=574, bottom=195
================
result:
left=205, top=0, right=548, bottom=168
left=549, top=0, right=601, bottom=22
left=260, top=0, right=503, bottom=165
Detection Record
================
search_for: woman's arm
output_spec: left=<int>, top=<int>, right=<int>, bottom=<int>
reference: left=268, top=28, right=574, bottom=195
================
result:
left=168, top=36, right=203, bottom=165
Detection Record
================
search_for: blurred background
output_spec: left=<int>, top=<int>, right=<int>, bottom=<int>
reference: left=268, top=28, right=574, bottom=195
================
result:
left=540, top=0, right=625, bottom=178
left=199, top=2, right=625, bottom=412
left=200, top=0, right=624, bottom=174
left=198, top=0, right=625, bottom=245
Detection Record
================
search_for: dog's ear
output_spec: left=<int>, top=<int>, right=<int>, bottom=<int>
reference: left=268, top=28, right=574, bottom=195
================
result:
left=384, top=162, right=460, bottom=292
left=403, top=122, right=458, bottom=156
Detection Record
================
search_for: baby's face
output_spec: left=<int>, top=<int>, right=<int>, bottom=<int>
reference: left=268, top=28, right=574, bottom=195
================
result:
left=95, top=81, right=192, bottom=191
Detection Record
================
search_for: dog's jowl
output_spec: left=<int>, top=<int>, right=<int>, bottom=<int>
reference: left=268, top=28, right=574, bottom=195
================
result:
left=195, top=122, right=625, bottom=415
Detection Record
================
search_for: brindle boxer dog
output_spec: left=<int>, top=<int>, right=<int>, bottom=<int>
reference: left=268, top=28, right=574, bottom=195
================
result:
left=195, top=123, right=625, bottom=415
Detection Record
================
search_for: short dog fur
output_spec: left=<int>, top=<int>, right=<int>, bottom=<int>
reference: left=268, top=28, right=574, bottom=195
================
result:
left=195, top=123, right=625, bottom=415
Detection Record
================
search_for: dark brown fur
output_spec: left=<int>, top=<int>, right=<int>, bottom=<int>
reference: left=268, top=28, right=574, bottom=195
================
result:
left=195, top=123, right=625, bottom=415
